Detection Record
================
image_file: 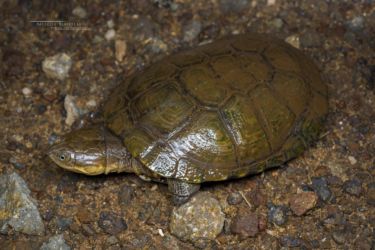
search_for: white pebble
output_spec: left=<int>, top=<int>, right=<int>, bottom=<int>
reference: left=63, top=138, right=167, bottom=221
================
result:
left=107, top=19, right=115, bottom=29
left=348, top=156, right=357, bottom=165
left=22, top=87, right=32, bottom=97
left=64, top=95, right=79, bottom=126
left=72, top=6, right=87, bottom=19
left=158, top=228, right=165, bottom=237
left=285, top=35, right=300, bottom=49
left=86, top=99, right=97, bottom=108
left=105, top=29, right=116, bottom=41
left=42, top=53, right=72, bottom=80
left=267, top=0, right=276, bottom=5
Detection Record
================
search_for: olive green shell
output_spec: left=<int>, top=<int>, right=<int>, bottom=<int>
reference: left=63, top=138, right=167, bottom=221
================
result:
left=103, top=34, right=328, bottom=183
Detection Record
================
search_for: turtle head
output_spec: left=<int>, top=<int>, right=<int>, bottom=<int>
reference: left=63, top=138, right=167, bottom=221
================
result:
left=48, top=125, right=131, bottom=175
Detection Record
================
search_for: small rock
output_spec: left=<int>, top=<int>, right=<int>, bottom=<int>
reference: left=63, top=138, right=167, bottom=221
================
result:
left=289, top=192, right=318, bottom=216
left=40, top=234, right=71, bottom=250
left=22, top=87, right=32, bottom=97
left=300, top=31, right=322, bottom=48
left=331, top=230, right=346, bottom=244
left=76, top=209, right=94, bottom=223
left=8, top=157, right=26, bottom=170
left=93, top=35, right=104, bottom=44
left=268, top=203, right=288, bottom=226
left=311, top=177, right=332, bottom=202
left=115, top=39, right=127, bottom=62
left=348, top=156, right=357, bottom=165
left=146, top=38, right=168, bottom=54
left=267, top=0, right=276, bottom=5
left=227, top=192, right=243, bottom=205
left=279, top=236, right=303, bottom=247
left=347, top=16, right=365, bottom=32
left=56, top=217, right=72, bottom=231
left=118, top=184, right=135, bottom=206
left=106, top=235, right=119, bottom=245
left=285, top=35, right=300, bottom=49
left=270, top=18, right=283, bottom=29
left=86, top=99, right=97, bottom=108
left=64, top=95, right=80, bottom=126
left=230, top=212, right=259, bottom=238
left=107, top=20, right=115, bottom=29
left=72, top=6, right=87, bottom=19
left=105, top=29, right=116, bottom=41
left=81, top=224, right=95, bottom=236
left=42, top=53, right=72, bottom=80
left=0, top=172, right=45, bottom=235
left=343, top=179, right=363, bottom=197
left=219, top=0, right=249, bottom=13
left=183, top=20, right=202, bottom=42
left=98, top=211, right=127, bottom=235
left=170, top=192, right=224, bottom=242
left=246, top=188, right=267, bottom=208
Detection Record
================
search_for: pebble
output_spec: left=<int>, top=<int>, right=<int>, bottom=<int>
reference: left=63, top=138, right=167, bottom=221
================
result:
left=343, top=179, right=363, bottom=197
left=117, top=184, right=135, bottom=206
left=300, top=31, right=322, bottom=48
left=81, top=224, right=95, bottom=236
left=170, top=192, right=224, bottom=242
left=98, top=211, right=127, bottom=235
left=285, top=35, right=300, bottom=49
left=279, top=236, right=303, bottom=247
left=56, top=217, right=72, bottom=231
left=348, top=156, right=357, bottom=165
left=42, top=53, right=72, bottom=80
left=64, top=95, right=80, bottom=126
left=267, top=203, right=288, bottom=226
left=183, top=20, right=202, bottom=42
left=106, top=235, right=119, bottom=246
left=146, top=38, right=168, bottom=54
left=219, top=0, right=249, bottom=13
left=230, top=212, right=259, bottom=238
left=8, top=157, right=26, bottom=170
left=22, top=87, right=32, bottom=97
left=107, top=20, right=115, bottom=29
left=0, top=172, right=45, bottom=235
left=40, top=234, right=71, bottom=250
left=311, top=177, right=332, bottom=202
left=115, top=39, right=127, bottom=62
left=76, top=209, right=94, bottom=224
left=289, top=191, right=318, bottom=216
left=331, top=230, right=346, bottom=244
left=105, top=29, right=116, bottom=41
left=227, top=192, right=243, bottom=205
left=72, top=6, right=87, bottom=19
left=270, top=18, right=283, bottom=29
left=347, top=16, right=365, bottom=32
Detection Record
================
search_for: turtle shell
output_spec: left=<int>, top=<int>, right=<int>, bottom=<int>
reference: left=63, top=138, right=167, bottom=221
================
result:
left=103, top=34, right=328, bottom=183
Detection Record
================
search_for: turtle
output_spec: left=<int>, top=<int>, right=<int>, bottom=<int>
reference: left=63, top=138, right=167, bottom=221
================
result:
left=48, top=34, right=328, bottom=204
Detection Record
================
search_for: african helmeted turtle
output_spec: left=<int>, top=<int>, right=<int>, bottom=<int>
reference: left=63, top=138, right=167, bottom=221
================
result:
left=48, top=34, right=328, bottom=204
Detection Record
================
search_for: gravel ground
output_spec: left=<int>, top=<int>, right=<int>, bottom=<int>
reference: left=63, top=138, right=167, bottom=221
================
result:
left=0, top=0, right=374, bottom=249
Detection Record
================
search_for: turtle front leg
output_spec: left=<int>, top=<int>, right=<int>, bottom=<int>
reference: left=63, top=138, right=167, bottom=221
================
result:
left=167, top=179, right=200, bottom=205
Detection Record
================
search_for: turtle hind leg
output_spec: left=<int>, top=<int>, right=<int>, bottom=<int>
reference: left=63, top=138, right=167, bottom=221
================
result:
left=167, top=179, right=200, bottom=205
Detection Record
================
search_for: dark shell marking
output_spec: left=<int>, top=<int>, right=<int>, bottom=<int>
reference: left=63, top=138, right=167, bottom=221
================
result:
left=103, top=34, right=328, bottom=183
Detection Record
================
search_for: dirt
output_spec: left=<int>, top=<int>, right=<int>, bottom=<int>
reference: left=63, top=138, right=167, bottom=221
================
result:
left=0, top=0, right=374, bottom=249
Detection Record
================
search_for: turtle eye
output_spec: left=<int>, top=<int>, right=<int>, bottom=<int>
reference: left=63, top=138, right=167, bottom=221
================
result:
left=58, top=153, right=70, bottom=161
